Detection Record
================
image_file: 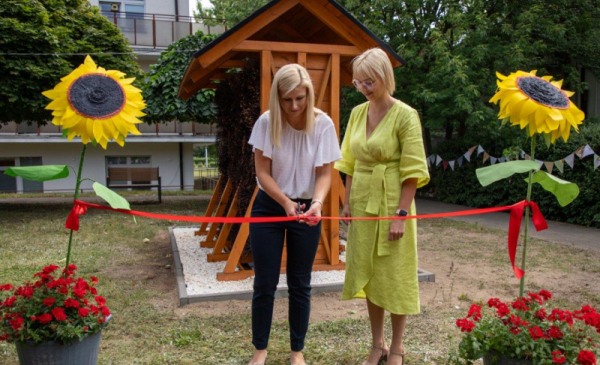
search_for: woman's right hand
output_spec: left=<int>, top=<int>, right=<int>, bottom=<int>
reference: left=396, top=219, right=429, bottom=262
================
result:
left=284, top=200, right=305, bottom=218
left=341, top=204, right=351, bottom=225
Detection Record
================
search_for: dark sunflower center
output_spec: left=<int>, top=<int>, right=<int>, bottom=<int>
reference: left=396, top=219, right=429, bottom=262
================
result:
left=516, top=76, right=569, bottom=109
left=68, top=74, right=125, bottom=118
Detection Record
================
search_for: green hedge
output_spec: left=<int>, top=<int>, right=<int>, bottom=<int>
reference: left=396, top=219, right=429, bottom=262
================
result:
left=429, top=120, right=600, bottom=228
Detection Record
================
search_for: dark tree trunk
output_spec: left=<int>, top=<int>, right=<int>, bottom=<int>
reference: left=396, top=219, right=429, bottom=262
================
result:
left=445, top=123, right=454, bottom=140
left=424, top=126, right=433, bottom=155
left=458, top=119, right=467, bottom=138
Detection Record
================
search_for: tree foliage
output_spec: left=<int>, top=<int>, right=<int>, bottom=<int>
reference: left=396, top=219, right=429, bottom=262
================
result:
left=193, top=0, right=269, bottom=29
left=0, top=0, right=142, bottom=124
left=142, top=32, right=218, bottom=124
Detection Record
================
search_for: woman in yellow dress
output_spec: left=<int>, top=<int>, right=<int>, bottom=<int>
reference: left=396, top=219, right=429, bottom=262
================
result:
left=335, top=48, right=430, bottom=365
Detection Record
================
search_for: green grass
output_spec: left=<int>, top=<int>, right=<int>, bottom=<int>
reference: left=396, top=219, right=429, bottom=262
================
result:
left=0, top=200, right=599, bottom=364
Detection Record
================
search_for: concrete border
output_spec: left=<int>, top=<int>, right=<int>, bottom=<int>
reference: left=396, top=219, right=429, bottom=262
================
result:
left=170, top=226, right=435, bottom=307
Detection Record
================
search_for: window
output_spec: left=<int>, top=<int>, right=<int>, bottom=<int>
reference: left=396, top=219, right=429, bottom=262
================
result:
left=20, top=157, right=43, bottom=193
left=0, top=159, right=16, bottom=193
left=106, top=156, right=152, bottom=190
left=125, top=4, right=144, bottom=19
left=131, top=156, right=150, bottom=165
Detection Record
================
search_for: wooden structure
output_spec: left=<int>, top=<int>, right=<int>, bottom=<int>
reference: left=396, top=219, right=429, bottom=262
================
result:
left=106, top=167, right=162, bottom=203
left=179, top=0, right=406, bottom=281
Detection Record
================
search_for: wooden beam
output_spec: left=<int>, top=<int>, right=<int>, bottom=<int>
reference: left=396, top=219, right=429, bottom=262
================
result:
left=197, top=0, right=300, bottom=69
left=210, top=71, right=228, bottom=80
left=195, top=175, right=223, bottom=236
left=207, top=188, right=240, bottom=260
left=316, top=55, right=332, bottom=108
left=233, top=40, right=361, bottom=56
left=297, top=52, right=306, bottom=68
left=219, top=60, right=246, bottom=69
left=261, top=51, right=272, bottom=112
left=330, top=53, right=341, bottom=265
left=200, top=178, right=233, bottom=248
left=278, top=22, right=309, bottom=43
left=269, top=52, right=277, bottom=77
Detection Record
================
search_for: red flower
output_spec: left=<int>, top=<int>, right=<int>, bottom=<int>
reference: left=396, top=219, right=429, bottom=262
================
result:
left=578, top=350, right=597, bottom=365
left=510, top=315, right=529, bottom=327
left=90, top=305, right=100, bottom=315
left=51, top=307, right=67, bottom=321
left=95, top=296, right=106, bottom=306
left=496, top=303, right=510, bottom=317
left=467, top=304, right=482, bottom=322
left=548, top=325, right=564, bottom=340
left=78, top=308, right=90, bottom=318
left=83, top=326, right=88, bottom=331
left=90, top=287, right=98, bottom=295
left=15, top=286, right=34, bottom=298
left=101, top=306, right=110, bottom=317
left=488, top=298, right=502, bottom=308
left=528, top=325, right=546, bottom=340
left=43, top=298, right=55, bottom=307
left=512, top=299, right=530, bottom=311
left=539, top=290, right=552, bottom=302
left=42, top=265, right=59, bottom=274
left=0, top=334, right=9, bottom=341
left=536, top=308, right=548, bottom=320
left=9, top=316, right=23, bottom=331
left=63, top=298, right=80, bottom=309
left=0, top=284, right=14, bottom=291
left=552, top=350, right=566, bottom=364
left=97, top=317, right=105, bottom=324
left=456, top=318, right=476, bottom=333
left=36, top=313, right=53, bottom=324
left=528, top=292, right=543, bottom=304
left=3, top=296, right=16, bottom=307
left=510, top=326, right=522, bottom=335
left=90, top=277, right=98, bottom=285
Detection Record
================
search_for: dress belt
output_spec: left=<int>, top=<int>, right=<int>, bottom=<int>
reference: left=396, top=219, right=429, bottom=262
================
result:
left=354, top=161, right=400, bottom=257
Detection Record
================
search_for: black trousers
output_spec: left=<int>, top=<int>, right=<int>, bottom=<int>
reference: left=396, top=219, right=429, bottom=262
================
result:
left=249, top=190, right=321, bottom=352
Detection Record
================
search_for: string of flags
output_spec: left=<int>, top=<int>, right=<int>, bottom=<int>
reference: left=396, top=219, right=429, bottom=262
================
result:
left=426, top=144, right=600, bottom=173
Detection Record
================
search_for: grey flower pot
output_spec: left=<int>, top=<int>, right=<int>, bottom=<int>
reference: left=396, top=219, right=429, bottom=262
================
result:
left=483, top=351, right=533, bottom=365
left=15, top=331, right=101, bottom=365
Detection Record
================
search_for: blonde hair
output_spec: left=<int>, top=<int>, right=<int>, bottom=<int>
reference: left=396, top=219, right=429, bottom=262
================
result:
left=269, top=64, right=317, bottom=148
left=352, top=48, right=396, bottom=95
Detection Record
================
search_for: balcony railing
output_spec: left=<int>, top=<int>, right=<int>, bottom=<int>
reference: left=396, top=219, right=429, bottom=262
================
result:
left=100, top=11, right=227, bottom=49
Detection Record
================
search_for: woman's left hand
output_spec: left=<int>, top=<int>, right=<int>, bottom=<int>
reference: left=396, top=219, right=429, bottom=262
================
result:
left=388, top=220, right=405, bottom=241
left=303, top=203, right=322, bottom=226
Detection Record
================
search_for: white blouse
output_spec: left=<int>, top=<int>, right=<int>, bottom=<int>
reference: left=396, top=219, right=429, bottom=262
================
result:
left=248, top=111, right=342, bottom=199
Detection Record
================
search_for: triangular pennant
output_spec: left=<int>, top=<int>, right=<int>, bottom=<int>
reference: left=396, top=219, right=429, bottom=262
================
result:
left=498, top=157, right=506, bottom=163
left=477, top=145, right=485, bottom=156
left=520, top=149, right=526, bottom=159
left=428, top=155, right=435, bottom=164
left=464, top=151, right=471, bottom=162
left=554, top=160, right=564, bottom=173
left=534, top=159, right=544, bottom=170
left=582, top=144, right=595, bottom=158
left=449, top=160, right=455, bottom=170
left=575, top=145, right=585, bottom=158
left=457, top=156, right=464, bottom=166
left=565, top=153, right=575, bottom=169
left=436, top=155, right=443, bottom=166
left=468, top=145, right=477, bottom=155
left=490, top=157, right=497, bottom=165
left=426, top=157, right=431, bottom=167
left=443, top=161, right=449, bottom=170
left=483, top=152, right=490, bottom=163
left=594, top=154, right=600, bottom=170
left=544, top=161, right=554, bottom=174
left=524, top=154, right=531, bottom=161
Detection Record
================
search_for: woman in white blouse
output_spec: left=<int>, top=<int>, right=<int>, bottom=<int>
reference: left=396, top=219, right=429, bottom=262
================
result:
left=247, top=64, right=342, bottom=365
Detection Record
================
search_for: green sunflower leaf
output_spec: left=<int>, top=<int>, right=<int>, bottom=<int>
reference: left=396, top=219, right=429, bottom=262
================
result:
left=4, top=165, right=69, bottom=182
left=92, top=182, right=131, bottom=210
left=476, top=160, right=540, bottom=187
left=527, top=171, right=579, bottom=207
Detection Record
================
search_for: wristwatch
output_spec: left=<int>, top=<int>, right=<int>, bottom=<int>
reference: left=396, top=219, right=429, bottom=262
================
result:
left=396, top=209, right=408, bottom=217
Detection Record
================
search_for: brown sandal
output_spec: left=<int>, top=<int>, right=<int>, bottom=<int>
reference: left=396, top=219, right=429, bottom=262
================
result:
left=362, top=345, right=389, bottom=365
left=389, top=350, right=405, bottom=365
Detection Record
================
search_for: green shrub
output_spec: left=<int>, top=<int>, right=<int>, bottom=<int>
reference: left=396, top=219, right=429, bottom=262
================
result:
left=429, top=119, right=600, bottom=227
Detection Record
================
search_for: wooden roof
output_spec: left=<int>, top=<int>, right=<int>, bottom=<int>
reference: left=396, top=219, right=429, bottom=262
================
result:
left=178, top=0, right=406, bottom=100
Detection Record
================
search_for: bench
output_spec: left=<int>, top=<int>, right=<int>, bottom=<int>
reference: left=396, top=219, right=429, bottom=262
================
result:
left=106, top=167, right=162, bottom=203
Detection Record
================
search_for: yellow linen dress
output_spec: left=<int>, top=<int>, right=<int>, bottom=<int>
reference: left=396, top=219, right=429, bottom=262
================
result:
left=335, top=101, right=430, bottom=315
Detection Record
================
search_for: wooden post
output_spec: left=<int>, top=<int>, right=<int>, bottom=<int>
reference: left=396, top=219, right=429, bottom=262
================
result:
left=297, top=52, right=306, bottom=68
left=200, top=178, right=233, bottom=248
left=195, top=175, right=223, bottom=236
left=207, top=188, right=240, bottom=262
left=329, top=53, right=340, bottom=265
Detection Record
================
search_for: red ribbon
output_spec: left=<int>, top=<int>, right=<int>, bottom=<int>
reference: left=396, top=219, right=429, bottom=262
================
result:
left=65, top=199, right=548, bottom=278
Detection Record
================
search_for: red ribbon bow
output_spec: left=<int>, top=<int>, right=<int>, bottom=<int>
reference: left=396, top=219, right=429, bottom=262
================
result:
left=508, top=200, right=548, bottom=279
left=65, top=201, right=88, bottom=231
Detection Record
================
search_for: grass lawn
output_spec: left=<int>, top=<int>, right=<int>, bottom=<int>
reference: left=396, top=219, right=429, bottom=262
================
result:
left=0, top=198, right=599, bottom=364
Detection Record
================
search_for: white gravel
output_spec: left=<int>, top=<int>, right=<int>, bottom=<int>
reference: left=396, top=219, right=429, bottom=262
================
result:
left=173, top=227, right=346, bottom=296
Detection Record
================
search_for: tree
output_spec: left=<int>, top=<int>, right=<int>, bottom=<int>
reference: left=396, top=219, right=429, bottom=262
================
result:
left=193, top=0, right=269, bottom=28
left=0, top=0, right=142, bottom=125
left=142, top=31, right=218, bottom=124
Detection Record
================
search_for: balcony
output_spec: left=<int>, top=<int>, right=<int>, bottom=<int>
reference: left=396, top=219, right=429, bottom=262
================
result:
left=100, top=11, right=227, bottom=49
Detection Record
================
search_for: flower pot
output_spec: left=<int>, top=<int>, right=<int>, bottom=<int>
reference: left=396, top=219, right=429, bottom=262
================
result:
left=14, top=330, right=101, bottom=365
left=483, top=351, right=533, bottom=365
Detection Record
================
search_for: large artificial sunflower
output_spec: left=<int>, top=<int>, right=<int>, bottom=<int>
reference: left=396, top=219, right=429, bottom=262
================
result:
left=490, top=70, right=584, bottom=143
left=42, top=55, right=146, bottom=149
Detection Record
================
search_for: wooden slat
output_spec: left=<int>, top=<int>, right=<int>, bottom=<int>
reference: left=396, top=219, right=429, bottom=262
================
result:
left=208, top=188, right=240, bottom=260
left=320, top=228, right=331, bottom=263
left=273, top=53, right=299, bottom=68
left=330, top=53, right=341, bottom=265
left=297, top=52, right=307, bottom=68
left=269, top=52, right=277, bottom=77
left=197, top=0, right=300, bottom=68
left=316, top=55, right=332, bottom=109
left=200, top=178, right=232, bottom=247
left=233, top=40, right=361, bottom=56
left=195, top=175, right=223, bottom=236
left=306, top=54, right=330, bottom=70
left=279, top=23, right=309, bottom=42
left=261, top=51, right=272, bottom=112
left=219, top=60, right=246, bottom=68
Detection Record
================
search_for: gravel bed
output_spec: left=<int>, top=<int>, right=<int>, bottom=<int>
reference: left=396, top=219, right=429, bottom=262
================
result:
left=174, top=227, right=346, bottom=296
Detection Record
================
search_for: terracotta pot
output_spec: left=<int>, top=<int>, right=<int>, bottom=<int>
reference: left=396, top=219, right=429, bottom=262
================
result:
left=14, top=330, right=101, bottom=365
left=483, top=351, right=533, bottom=365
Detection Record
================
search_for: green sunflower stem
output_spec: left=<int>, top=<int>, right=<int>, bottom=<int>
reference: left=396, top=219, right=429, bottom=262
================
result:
left=65, top=144, right=87, bottom=274
left=519, top=137, right=536, bottom=298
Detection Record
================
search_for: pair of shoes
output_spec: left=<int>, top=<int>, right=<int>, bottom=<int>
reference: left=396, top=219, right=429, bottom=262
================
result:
left=362, top=345, right=389, bottom=365
left=388, top=350, right=405, bottom=365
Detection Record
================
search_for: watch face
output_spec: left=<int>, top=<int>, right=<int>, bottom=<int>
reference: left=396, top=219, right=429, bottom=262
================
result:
left=397, top=209, right=408, bottom=216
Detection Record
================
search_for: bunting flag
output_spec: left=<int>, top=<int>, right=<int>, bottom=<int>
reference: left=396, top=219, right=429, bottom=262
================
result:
left=595, top=154, right=600, bottom=170
left=436, top=155, right=443, bottom=166
left=449, top=160, right=455, bottom=170
left=520, top=150, right=526, bottom=159
left=575, top=145, right=585, bottom=158
left=565, top=153, right=575, bottom=169
left=490, top=157, right=497, bottom=165
left=544, top=161, right=554, bottom=174
left=443, top=161, right=449, bottom=170
left=426, top=157, right=431, bottom=167
left=464, top=151, right=471, bottom=162
left=498, top=157, right=506, bottom=163
left=554, top=159, right=565, bottom=173
left=582, top=145, right=595, bottom=159
left=483, top=152, right=490, bottom=163
left=457, top=156, right=464, bottom=166
left=477, top=145, right=485, bottom=156
left=524, top=154, right=531, bottom=161
left=535, top=159, right=544, bottom=170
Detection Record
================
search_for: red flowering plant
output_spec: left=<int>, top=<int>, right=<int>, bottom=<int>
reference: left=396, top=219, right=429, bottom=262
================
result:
left=0, top=264, right=110, bottom=344
left=451, top=290, right=600, bottom=364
